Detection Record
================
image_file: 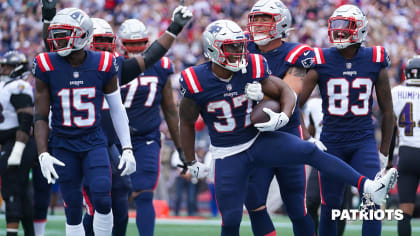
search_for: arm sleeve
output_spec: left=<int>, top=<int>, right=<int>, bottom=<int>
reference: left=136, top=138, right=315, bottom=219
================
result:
left=104, top=89, right=132, bottom=149
left=120, top=58, right=142, bottom=85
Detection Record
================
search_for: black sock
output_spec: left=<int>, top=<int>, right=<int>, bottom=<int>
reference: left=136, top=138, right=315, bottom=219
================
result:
left=398, top=213, right=412, bottom=236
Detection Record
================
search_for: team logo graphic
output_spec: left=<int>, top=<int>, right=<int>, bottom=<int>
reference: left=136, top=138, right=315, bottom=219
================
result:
left=73, top=71, right=79, bottom=78
left=346, top=62, right=352, bottom=69
left=226, top=84, right=232, bottom=91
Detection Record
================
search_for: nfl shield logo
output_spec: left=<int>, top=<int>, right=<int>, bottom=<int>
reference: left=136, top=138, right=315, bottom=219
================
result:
left=346, top=63, right=352, bottom=69
left=226, top=84, right=232, bottom=91
left=73, top=71, right=79, bottom=78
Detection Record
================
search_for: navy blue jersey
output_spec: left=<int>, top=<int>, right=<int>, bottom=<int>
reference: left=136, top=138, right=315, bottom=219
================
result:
left=248, top=41, right=314, bottom=130
left=101, top=55, right=173, bottom=144
left=179, top=54, right=270, bottom=147
left=312, top=46, right=390, bottom=140
left=33, top=51, right=117, bottom=141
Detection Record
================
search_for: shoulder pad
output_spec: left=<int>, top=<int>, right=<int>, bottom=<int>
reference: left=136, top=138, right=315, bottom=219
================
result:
left=285, top=44, right=312, bottom=64
left=98, top=51, right=113, bottom=72
left=35, top=53, right=54, bottom=72
left=372, top=46, right=385, bottom=63
left=313, top=47, right=325, bottom=64
left=249, top=53, right=265, bottom=79
left=160, top=57, right=171, bottom=69
left=181, top=67, right=203, bottom=94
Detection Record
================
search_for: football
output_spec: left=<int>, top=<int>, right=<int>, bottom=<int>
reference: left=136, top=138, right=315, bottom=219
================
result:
left=250, top=99, right=282, bottom=124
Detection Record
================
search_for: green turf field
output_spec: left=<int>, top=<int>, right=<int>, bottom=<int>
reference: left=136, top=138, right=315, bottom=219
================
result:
left=2, top=213, right=420, bottom=235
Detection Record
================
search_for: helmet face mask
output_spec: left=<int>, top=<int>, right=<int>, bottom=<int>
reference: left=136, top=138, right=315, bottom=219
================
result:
left=121, top=38, right=149, bottom=56
left=203, top=20, right=249, bottom=72
left=47, top=8, right=93, bottom=57
left=90, top=18, right=116, bottom=53
left=90, top=34, right=116, bottom=53
left=328, top=5, right=368, bottom=49
left=247, top=0, right=292, bottom=46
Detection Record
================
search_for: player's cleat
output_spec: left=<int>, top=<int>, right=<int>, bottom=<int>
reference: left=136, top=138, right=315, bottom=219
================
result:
left=363, top=168, right=398, bottom=205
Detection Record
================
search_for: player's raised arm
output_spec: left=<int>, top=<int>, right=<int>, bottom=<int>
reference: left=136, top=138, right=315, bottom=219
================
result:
left=41, top=0, right=58, bottom=52
left=119, top=5, right=193, bottom=85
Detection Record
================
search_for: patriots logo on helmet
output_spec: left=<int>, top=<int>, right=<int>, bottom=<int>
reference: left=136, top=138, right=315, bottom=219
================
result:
left=208, top=25, right=222, bottom=34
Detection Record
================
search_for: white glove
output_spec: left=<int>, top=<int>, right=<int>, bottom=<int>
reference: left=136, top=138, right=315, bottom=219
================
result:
left=307, top=137, right=327, bottom=151
left=38, top=152, right=65, bottom=184
left=245, top=82, right=264, bottom=102
left=254, top=108, right=289, bottom=132
left=188, top=161, right=210, bottom=179
left=7, top=141, right=25, bottom=166
left=379, top=152, right=389, bottom=170
left=118, top=148, right=136, bottom=176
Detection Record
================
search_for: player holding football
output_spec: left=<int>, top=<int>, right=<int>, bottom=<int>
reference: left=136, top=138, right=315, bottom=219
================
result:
left=0, top=50, right=36, bottom=236
left=391, top=55, right=420, bottom=236
left=244, top=0, right=320, bottom=234
left=33, top=8, right=136, bottom=236
left=178, top=19, right=397, bottom=236
left=299, top=4, right=395, bottom=236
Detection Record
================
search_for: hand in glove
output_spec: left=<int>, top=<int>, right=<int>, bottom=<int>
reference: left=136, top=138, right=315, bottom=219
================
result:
left=38, top=152, right=65, bottom=184
left=118, top=148, right=136, bottom=176
left=187, top=160, right=210, bottom=179
left=166, top=5, right=193, bottom=36
left=307, top=137, right=327, bottom=151
left=245, top=82, right=264, bottom=102
left=254, top=108, right=289, bottom=132
left=41, top=0, right=58, bottom=23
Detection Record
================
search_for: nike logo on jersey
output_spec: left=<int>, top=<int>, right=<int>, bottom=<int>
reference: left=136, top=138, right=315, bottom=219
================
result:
left=303, top=51, right=310, bottom=56
left=375, top=183, right=385, bottom=192
left=146, top=140, right=154, bottom=145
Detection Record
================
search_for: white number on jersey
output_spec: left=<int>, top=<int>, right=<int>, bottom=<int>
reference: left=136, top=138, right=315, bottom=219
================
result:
left=327, top=78, right=373, bottom=116
left=206, top=94, right=252, bottom=132
left=58, top=87, right=96, bottom=127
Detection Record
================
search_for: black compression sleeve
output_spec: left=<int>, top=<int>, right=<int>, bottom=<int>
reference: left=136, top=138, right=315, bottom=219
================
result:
left=17, top=112, right=33, bottom=135
left=10, top=94, right=33, bottom=110
left=120, top=58, right=142, bottom=85
left=143, top=41, right=167, bottom=69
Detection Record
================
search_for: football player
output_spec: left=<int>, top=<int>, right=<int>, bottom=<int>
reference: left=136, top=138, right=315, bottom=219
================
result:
left=33, top=8, right=136, bottom=236
left=178, top=19, right=397, bottom=236
left=391, top=55, right=420, bottom=236
left=245, top=0, right=321, bottom=234
left=0, top=50, right=36, bottom=236
left=299, top=5, right=395, bottom=236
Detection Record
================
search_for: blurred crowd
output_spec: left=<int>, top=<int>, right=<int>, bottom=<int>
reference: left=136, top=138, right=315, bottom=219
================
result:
left=0, top=0, right=419, bottom=216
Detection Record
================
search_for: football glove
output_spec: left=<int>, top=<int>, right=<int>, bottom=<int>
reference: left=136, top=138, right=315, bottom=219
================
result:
left=254, top=108, right=289, bottom=132
left=41, top=0, right=58, bottom=23
left=38, top=152, right=65, bottom=184
left=167, top=5, right=193, bottom=36
left=118, top=148, right=136, bottom=176
left=245, top=82, right=264, bottom=102
left=176, top=148, right=189, bottom=175
left=307, top=137, right=327, bottom=151
left=187, top=160, right=210, bottom=179
left=7, top=141, right=25, bottom=166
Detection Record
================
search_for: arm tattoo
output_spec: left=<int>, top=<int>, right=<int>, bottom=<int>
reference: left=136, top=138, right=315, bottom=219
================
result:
left=288, top=67, right=307, bottom=79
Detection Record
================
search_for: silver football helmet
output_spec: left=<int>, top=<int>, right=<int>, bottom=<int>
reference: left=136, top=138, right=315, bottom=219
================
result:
left=202, top=20, right=248, bottom=72
left=47, top=8, right=93, bottom=57
left=90, top=18, right=116, bottom=53
left=117, top=19, right=149, bottom=57
left=247, top=0, right=292, bottom=46
left=328, top=4, right=368, bottom=49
